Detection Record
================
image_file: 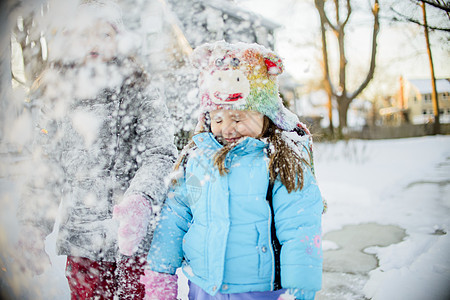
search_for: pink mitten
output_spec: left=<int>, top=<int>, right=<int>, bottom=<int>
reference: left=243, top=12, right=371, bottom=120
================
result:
left=113, top=194, right=152, bottom=256
left=140, top=269, right=178, bottom=300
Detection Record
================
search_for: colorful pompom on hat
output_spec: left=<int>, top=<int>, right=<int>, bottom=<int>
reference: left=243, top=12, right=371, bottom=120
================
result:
left=191, top=41, right=304, bottom=132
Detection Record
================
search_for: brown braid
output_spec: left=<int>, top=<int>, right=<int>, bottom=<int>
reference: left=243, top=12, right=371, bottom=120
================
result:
left=173, top=140, right=196, bottom=172
left=265, top=120, right=310, bottom=193
left=213, top=142, right=236, bottom=176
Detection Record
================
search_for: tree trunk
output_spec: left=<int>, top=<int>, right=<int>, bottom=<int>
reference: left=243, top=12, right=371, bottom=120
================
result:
left=326, top=90, right=333, bottom=136
left=315, top=0, right=334, bottom=137
left=421, top=2, right=440, bottom=135
left=337, top=96, right=351, bottom=137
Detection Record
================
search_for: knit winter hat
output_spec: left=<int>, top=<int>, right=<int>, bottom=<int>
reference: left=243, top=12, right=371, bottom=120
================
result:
left=191, top=41, right=301, bottom=131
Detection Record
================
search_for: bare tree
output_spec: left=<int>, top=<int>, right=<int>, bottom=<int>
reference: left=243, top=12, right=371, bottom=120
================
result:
left=421, top=2, right=440, bottom=134
left=314, top=0, right=380, bottom=137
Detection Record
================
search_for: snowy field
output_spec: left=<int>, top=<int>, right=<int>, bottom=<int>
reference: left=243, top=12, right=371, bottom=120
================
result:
left=315, top=135, right=450, bottom=300
left=1, top=135, right=449, bottom=299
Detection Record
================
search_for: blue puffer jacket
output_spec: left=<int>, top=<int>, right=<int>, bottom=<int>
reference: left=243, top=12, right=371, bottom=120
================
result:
left=147, top=132, right=323, bottom=299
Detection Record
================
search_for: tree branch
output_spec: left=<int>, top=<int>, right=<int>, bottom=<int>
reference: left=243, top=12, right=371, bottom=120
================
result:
left=350, top=0, right=380, bottom=100
left=391, top=7, right=450, bottom=31
left=314, top=0, right=336, bottom=95
left=342, top=0, right=352, bottom=27
left=315, top=0, right=338, bottom=32
left=418, top=0, right=450, bottom=12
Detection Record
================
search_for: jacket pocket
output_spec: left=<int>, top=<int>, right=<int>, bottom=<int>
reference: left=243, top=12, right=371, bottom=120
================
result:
left=255, top=221, right=273, bottom=279
left=182, top=223, right=208, bottom=279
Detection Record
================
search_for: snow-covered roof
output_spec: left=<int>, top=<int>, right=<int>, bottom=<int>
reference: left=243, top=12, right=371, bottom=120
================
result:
left=204, top=0, right=281, bottom=30
left=408, top=79, right=450, bottom=94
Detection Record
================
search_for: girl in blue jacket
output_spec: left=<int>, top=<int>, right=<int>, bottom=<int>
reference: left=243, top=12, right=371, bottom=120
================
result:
left=141, top=41, right=323, bottom=300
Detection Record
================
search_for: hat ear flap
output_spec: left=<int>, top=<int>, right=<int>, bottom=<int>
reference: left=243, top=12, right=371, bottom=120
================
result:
left=264, top=52, right=284, bottom=76
left=190, top=43, right=214, bottom=70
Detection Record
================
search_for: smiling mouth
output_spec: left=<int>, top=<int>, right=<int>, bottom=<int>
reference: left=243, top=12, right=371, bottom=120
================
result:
left=225, top=137, right=241, bottom=143
left=214, top=92, right=243, bottom=102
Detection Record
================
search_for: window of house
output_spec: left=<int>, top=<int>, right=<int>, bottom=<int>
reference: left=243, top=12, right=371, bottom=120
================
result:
left=442, top=92, right=449, bottom=101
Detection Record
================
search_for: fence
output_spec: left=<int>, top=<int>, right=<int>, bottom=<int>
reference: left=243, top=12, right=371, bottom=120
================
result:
left=346, top=123, right=450, bottom=140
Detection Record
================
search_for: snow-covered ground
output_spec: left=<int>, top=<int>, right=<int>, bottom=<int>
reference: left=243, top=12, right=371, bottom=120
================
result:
left=315, top=135, right=450, bottom=300
left=1, top=135, right=449, bottom=299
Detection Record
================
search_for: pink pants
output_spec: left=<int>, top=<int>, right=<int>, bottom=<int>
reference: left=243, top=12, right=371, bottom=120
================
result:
left=65, top=255, right=146, bottom=300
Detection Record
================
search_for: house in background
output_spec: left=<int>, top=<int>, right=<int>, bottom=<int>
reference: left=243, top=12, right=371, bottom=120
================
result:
left=399, top=77, right=450, bottom=124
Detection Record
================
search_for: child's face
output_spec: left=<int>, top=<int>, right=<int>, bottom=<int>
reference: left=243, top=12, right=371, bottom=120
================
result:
left=54, top=21, right=118, bottom=64
left=82, top=21, right=118, bottom=63
left=210, top=110, right=265, bottom=144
